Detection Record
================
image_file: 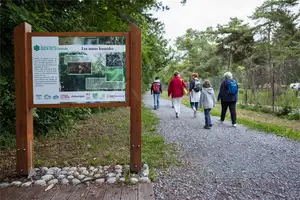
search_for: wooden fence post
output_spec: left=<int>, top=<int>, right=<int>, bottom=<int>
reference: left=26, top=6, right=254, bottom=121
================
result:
left=14, top=23, right=33, bottom=175
left=130, top=24, right=142, bottom=172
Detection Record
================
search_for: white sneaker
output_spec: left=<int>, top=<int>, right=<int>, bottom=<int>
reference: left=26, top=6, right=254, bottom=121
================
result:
left=232, top=124, right=237, bottom=127
left=218, top=119, right=224, bottom=124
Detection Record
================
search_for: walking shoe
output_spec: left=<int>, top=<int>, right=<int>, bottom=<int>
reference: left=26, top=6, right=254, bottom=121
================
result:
left=218, top=119, right=224, bottom=124
left=154, top=106, right=157, bottom=110
left=232, top=124, right=237, bottom=127
left=176, top=112, right=178, bottom=118
left=203, top=125, right=211, bottom=129
left=172, top=106, right=174, bottom=108
left=209, top=124, right=212, bottom=127
left=194, top=110, right=197, bottom=118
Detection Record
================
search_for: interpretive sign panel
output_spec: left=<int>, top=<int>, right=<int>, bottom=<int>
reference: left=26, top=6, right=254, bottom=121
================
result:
left=31, top=35, right=127, bottom=104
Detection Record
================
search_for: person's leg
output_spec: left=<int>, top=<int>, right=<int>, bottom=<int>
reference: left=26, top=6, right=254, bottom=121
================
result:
left=157, top=94, right=160, bottom=109
left=220, top=101, right=229, bottom=121
left=177, top=97, right=182, bottom=116
left=204, top=109, right=210, bottom=128
left=153, top=94, right=158, bottom=109
left=191, top=102, right=195, bottom=110
left=229, top=101, right=237, bottom=125
left=207, top=108, right=212, bottom=126
left=195, top=102, right=199, bottom=110
left=173, top=98, right=179, bottom=116
left=171, top=99, right=174, bottom=108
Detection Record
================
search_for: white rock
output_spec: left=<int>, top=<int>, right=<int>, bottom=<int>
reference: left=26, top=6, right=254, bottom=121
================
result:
left=61, top=178, right=69, bottom=185
left=72, top=178, right=81, bottom=185
left=62, top=167, right=70, bottom=171
left=142, top=164, right=149, bottom=176
left=103, top=166, right=109, bottom=171
left=79, top=167, right=87, bottom=172
left=116, top=173, right=122, bottom=178
left=83, top=177, right=93, bottom=182
left=89, top=172, right=94, bottom=177
left=73, top=172, right=80, bottom=177
left=46, top=170, right=54, bottom=175
left=89, top=166, right=95, bottom=171
left=49, top=167, right=60, bottom=172
left=130, top=178, right=139, bottom=184
left=34, top=168, right=40, bottom=171
left=48, top=179, right=58, bottom=185
left=95, top=178, right=105, bottom=184
left=35, top=180, right=47, bottom=186
left=41, top=167, right=48, bottom=172
left=78, top=175, right=85, bottom=180
left=11, top=181, right=22, bottom=187
left=107, top=177, right=117, bottom=184
left=115, top=165, right=122, bottom=170
left=119, top=178, right=126, bottom=182
left=98, top=169, right=104, bottom=174
left=22, top=181, right=32, bottom=187
left=67, top=175, right=74, bottom=180
left=97, top=166, right=103, bottom=170
left=45, top=184, right=54, bottom=192
left=59, top=170, right=67, bottom=175
left=139, top=177, right=151, bottom=183
left=93, top=168, right=99, bottom=173
left=0, top=183, right=10, bottom=188
left=41, top=175, right=54, bottom=182
left=67, top=171, right=74, bottom=175
left=115, top=169, right=122, bottom=174
left=94, top=174, right=102, bottom=178
left=57, top=175, right=65, bottom=180
left=70, top=167, right=77, bottom=171
left=82, top=170, right=89, bottom=176
left=107, top=173, right=115, bottom=178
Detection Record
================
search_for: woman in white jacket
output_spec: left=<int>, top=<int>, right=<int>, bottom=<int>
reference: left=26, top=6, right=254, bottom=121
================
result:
left=189, top=73, right=202, bottom=117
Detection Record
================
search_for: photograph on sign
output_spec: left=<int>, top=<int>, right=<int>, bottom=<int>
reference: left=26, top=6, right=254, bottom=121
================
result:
left=31, top=36, right=126, bottom=104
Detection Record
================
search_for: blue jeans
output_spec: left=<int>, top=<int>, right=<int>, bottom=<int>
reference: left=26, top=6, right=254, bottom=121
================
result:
left=191, top=102, right=199, bottom=110
left=204, top=108, right=212, bottom=126
left=153, top=93, right=160, bottom=108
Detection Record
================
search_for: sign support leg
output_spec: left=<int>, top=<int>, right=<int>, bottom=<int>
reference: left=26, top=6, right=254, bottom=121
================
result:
left=14, top=23, right=33, bottom=175
left=130, top=24, right=142, bottom=172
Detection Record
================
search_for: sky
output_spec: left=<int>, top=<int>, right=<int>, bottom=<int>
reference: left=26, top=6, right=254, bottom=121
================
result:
left=152, top=0, right=267, bottom=42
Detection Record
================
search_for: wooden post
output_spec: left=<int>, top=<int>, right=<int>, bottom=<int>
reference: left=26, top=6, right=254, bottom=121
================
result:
left=130, top=24, right=142, bottom=172
left=14, top=23, right=33, bottom=175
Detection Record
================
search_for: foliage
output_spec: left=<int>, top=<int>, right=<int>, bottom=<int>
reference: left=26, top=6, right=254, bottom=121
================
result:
left=0, top=0, right=173, bottom=143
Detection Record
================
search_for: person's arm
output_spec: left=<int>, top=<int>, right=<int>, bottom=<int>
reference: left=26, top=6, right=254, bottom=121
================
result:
left=168, top=80, right=172, bottom=97
left=217, top=81, right=224, bottom=101
left=189, top=80, right=194, bottom=92
left=199, top=91, right=204, bottom=108
left=182, top=79, right=187, bottom=88
left=160, top=84, right=162, bottom=94
left=150, top=83, right=153, bottom=95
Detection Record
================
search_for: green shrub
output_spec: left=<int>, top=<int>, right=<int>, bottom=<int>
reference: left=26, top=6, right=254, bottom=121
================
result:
left=287, top=110, right=300, bottom=120
left=238, top=88, right=244, bottom=95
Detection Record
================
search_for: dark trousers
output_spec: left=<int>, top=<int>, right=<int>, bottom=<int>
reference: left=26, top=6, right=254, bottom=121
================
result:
left=204, top=109, right=212, bottom=126
left=191, top=102, right=199, bottom=110
left=221, top=101, right=237, bottom=124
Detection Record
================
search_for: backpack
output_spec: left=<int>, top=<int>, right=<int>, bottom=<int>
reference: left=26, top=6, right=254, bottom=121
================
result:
left=226, top=80, right=238, bottom=95
left=193, top=79, right=202, bottom=92
left=153, top=82, right=160, bottom=93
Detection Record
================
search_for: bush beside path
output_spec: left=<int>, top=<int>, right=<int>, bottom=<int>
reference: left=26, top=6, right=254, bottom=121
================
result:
left=143, top=93, right=300, bottom=199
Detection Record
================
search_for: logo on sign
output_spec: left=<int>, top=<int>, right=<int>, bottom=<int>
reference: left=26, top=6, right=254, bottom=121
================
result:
left=53, top=95, right=59, bottom=100
left=92, top=93, right=98, bottom=100
left=36, top=94, right=42, bottom=100
left=86, top=93, right=92, bottom=100
left=60, top=94, right=70, bottom=100
left=44, top=94, right=51, bottom=99
left=71, top=95, right=85, bottom=98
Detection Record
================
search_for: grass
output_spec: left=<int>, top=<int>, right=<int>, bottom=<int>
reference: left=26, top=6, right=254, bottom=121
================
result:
left=161, top=92, right=300, bottom=142
left=0, top=105, right=180, bottom=182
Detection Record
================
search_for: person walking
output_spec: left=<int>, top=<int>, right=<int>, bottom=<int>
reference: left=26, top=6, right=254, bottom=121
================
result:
left=168, top=71, right=187, bottom=118
left=217, top=72, right=238, bottom=127
left=168, top=77, right=174, bottom=108
left=189, top=73, right=202, bottom=117
left=200, top=80, right=216, bottom=129
left=151, top=77, right=162, bottom=110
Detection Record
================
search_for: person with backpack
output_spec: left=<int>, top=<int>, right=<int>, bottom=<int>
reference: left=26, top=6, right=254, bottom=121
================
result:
left=151, top=77, right=162, bottom=110
left=168, top=71, right=187, bottom=118
left=217, top=72, right=238, bottom=127
left=189, top=73, right=202, bottom=117
left=200, top=80, right=216, bottom=129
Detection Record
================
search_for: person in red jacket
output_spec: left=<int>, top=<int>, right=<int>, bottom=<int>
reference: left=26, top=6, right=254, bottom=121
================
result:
left=168, top=71, right=187, bottom=118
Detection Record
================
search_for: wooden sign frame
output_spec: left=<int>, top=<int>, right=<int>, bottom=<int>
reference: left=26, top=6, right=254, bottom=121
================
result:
left=14, top=23, right=142, bottom=174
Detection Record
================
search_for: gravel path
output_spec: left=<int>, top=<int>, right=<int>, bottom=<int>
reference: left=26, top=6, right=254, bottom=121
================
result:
left=143, top=93, right=300, bottom=200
